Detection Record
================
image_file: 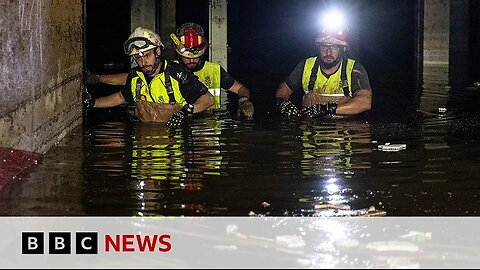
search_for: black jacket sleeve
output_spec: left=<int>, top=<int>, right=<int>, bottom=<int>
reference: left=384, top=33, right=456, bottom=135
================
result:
left=120, top=69, right=140, bottom=104
left=167, top=61, right=209, bottom=104
left=220, top=66, right=235, bottom=90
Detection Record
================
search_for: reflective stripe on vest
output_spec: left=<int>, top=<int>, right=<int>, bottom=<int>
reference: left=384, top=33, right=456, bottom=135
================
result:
left=194, top=61, right=221, bottom=110
left=301, top=57, right=355, bottom=97
left=130, top=63, right=187, bottom=106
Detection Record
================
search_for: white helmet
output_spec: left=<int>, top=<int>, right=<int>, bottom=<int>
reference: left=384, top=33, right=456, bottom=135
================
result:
left=124, top=27, right=164, bottom=56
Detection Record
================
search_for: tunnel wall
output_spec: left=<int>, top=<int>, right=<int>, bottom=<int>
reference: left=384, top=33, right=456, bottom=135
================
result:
left=423, top=0, right=450, bottom=88
left=0, top=0, right=83, bottom=153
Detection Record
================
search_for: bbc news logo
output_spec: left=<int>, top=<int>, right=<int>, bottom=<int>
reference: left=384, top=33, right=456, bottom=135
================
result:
left=22, top=232, right=98, bottom=254
left=22, top=232, right=172, bottom=255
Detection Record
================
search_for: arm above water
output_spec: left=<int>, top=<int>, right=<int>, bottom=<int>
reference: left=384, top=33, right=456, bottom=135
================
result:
left=335, top=89, right=372, bottom=115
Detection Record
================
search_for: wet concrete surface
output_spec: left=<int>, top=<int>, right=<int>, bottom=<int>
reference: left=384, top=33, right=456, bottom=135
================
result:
left=1, top=84, right=480, bottom=216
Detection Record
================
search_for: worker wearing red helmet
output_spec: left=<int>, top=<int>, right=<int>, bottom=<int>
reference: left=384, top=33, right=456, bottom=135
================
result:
left=275, top=13, right=372, bottom=118
left=172, top=22, right=254, bottom=119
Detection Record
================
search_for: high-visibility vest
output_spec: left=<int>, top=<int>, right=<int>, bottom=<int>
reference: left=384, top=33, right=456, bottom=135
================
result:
left=194, top=61, right=222, bottom=109
left=301, top=56, right=355, bottom=97
left=130, top=61, right=187, bottom=105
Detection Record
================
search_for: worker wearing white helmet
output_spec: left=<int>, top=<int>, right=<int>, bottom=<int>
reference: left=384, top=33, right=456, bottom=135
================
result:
left=276, top=10, right=372, bottom=118
left=84, top=27, right=214, bottom=128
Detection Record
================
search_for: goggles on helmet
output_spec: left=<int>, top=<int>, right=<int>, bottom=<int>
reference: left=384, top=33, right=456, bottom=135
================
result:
left=124, top=37, right=157, bottom=55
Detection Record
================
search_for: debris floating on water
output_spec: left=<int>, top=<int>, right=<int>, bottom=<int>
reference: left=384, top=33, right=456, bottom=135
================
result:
left=276, top=235, right=306, bottom=248
left=378, top=143, right=406, bottom=152
left=261, top=201, right=271, bottom=208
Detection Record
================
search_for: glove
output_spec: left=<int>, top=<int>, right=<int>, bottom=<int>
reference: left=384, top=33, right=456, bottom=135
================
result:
left=301, top=103, right=337, bottom=118
left=167, top=104, right=194, bottom=128
left=84, top=69, right=100, bottom=86
left=82, top=86, right=95, bottom=110
left=237, top=97, right=254, bottom=119
left=277, top=98, right=299, bottom=118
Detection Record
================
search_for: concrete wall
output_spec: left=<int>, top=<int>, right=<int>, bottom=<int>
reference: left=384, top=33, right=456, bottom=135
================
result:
left=423, top=0, right=450, bottom=88
left=0, top=0, right=83, bottom=153
left=131, top=0, right=156, bottom=32
left=159, top=0, right=177, bottom=60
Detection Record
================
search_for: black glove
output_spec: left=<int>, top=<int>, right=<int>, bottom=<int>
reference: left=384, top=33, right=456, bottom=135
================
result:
left=277, top=98, right=299, bottom=118
left=167, top=104, right=194, bottom=128
left=301, top=103, right=337, bottom=118
left=82, top=86, right=95, bottom=110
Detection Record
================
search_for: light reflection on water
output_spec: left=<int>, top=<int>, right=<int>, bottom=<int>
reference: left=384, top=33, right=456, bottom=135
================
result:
left=1, top=87, right=480, bottom=216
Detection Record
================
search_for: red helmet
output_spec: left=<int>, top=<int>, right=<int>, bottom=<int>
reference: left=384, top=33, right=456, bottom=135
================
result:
left=174, top=23, right=208, bottom=58
left=315, top=29, right=348, bottom=47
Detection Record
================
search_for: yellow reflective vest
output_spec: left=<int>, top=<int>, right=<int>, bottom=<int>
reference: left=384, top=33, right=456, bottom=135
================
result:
left=194, top=61, right=222, bottom=109
left=301, top=57, right=355, bottom=97
left=130, top=61, right=188, bottom=105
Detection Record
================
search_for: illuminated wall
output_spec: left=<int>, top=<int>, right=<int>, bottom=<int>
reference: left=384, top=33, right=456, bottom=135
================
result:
left=0, top=0, right=83, bottom=153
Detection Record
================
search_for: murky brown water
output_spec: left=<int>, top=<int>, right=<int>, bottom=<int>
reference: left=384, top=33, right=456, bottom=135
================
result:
left=1, top=84, right=480, bottom=216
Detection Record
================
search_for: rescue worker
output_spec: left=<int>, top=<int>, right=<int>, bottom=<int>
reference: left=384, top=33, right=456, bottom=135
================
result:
left=84, top=27, right=214, bottom=128
left=86, top=23, right=254, bottom=119
left=171, top=22, right=254, bottom=118
left=275, top=22, right=372, bottom=118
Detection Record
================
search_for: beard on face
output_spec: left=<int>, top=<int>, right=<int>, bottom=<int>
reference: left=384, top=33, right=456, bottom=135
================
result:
left=142, top=58, right=161, bottom=76
left=182, top=58, right=201, bottom=71
left=320, top=55, right=341, bottom=69
left=141, top=65, right=155, bottom=75
left=186, top=62, right=198, bottom=69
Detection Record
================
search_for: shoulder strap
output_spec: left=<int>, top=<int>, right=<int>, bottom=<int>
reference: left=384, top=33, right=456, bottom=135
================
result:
left=307, top=57, right=321, bottom=93
left=163, top=68, right=177, bottom=104
left=134, top=78, right=143, bottom=102
left=340, top=57, right=350, bottom=97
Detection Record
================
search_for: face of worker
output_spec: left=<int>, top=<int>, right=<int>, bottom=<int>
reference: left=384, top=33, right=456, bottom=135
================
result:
left=318, top=43, right=342, bottom=69
left=180, top=56, right=201, bottom=70
left=133, top=48, right=161, bottom=76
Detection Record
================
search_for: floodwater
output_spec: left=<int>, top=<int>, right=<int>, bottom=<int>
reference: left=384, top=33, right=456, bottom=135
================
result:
left=1, top=83, right=480, bottom=216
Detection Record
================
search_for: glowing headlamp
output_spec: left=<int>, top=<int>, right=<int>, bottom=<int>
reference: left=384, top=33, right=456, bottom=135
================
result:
left=320, top=9, right=346, bottom=34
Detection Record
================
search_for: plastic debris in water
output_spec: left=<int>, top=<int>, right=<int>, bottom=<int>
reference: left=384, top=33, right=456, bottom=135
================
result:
left=400, top=230, right=432, bottom=243
left=276, top=235, right=306, bottom=248
left=213, top=245, right=238, bottom=251
left=378, top=143, right=406, bottom=152
left=314, top=203, right=351, bottom=210
left=261, top=201, right=271, bottom=208
left=366, top=241, right=420, bottom=252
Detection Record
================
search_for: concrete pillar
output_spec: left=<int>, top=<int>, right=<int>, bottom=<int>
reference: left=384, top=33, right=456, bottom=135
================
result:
left=209, top=0, right=228, bottom=69
left=130, top=0, right=176, bottom=60
left=423, top=0, right=450, bottom=89
left=0, top=0, right=83, bottom=153
left=130, top=0, right=156, bottom=32
left=209, top=0, right=228, bottom=109
left=159, top=0, right=177, bottom=60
